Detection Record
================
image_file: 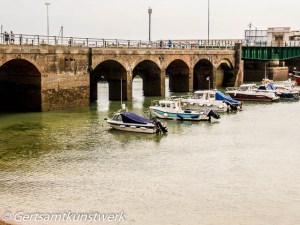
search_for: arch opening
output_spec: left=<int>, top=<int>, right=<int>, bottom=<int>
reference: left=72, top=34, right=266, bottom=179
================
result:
left=90, top=60, right=128, bottom=101
left=166, top=59, right=189, bottom=92
left=0, top=59, right=42, bottom=111
left=193, top=59, right=213, bottom=90
left=133, top=60, right=162, bottom=96
left=216, top=59, right=235, bottom=87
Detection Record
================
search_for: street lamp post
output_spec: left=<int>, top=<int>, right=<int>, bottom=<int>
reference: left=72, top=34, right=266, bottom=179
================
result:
left=45, top=2, right=51, bottom=44
left=148, top=7, right=152, bottom=43
left=208, top=0, right=210, bottom=43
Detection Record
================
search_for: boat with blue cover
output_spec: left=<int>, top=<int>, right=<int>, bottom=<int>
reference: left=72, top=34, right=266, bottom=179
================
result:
left=178, top=90, right=242, bottom=112
left=261, top=79, right=299, bottom=100
left=149, top=99, right=220, bottom=121
left=105, top=109, right=168, bottom=134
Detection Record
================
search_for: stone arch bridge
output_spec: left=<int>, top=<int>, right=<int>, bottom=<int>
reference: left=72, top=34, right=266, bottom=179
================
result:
left=0, top=44, right=243, bottom=111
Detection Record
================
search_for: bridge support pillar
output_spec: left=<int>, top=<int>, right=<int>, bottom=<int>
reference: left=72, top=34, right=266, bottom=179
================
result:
left=188, top=67, right=193, bottom=92
left=244, top=60, right=288, bottom=81
left=127, top=70, right=133, bottom=101
left=160, top=68, right=166, bottom=96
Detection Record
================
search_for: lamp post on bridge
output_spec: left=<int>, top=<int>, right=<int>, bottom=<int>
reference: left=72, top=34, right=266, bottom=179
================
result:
left=45, top=2, right=51, bottom=44
left=208, top=0, right=210, bottom=43
left=148, top=7, right=152, bottom=43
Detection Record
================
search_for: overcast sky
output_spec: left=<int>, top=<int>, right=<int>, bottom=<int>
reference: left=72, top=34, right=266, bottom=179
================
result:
left=1, top=0, right=299, bottom=40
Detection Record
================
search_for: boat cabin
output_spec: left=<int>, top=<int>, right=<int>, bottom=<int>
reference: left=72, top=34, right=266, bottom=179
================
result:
left=158, top=100, right=180, bottom=109
left=112, top=113, right=122, bottom=121
left=238, top=84, right=256, bottom=92
left=193, top=91, right=216, bottom=100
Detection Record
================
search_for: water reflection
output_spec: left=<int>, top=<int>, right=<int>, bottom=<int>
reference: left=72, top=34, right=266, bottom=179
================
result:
left=1, top=79, right=300, bottom=225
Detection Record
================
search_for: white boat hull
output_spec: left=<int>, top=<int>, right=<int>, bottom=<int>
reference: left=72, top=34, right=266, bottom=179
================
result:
left=107, top=120, right=156, bottom=134
left=150, top=108, right=210, bottom=121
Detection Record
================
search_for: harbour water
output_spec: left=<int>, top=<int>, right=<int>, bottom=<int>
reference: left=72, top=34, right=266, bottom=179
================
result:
left=1, top=78, right=300, bottom=225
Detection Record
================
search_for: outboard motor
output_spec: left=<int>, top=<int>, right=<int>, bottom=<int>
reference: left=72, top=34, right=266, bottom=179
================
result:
left=223, top=101, right=237, bottom=110
left=203, top=108, right=221, bottom=120
left=153, top=119, right=168, bottom=133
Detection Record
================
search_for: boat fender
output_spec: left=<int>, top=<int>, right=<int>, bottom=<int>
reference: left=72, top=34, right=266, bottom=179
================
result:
left=218, top=106, right=224, bottom=109
left=183, top=103, right=187, bottom=106
left=190, top=102, right=194, bottom=105
left=207, top=104, right=212, bottom=107
left=164, top=113, right=168, bottom=117
left=199, top=104, right=204, bottom=107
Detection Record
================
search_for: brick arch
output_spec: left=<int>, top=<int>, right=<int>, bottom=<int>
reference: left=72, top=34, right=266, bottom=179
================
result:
left=90, top=59, right=128, bottom=101
left=0, top=58, right=42, bottom=111
left=166, top=59, right=190, bottom=92
left=91, top=58, right=128, bottom=71
left=165, top=58, right=190, bottom=69
left=0, top=56, right=42, bottom=73
left=132, top=59, right=163, bottom=96
left=131, top=58, right=161, bottom=71
left=216, top=58, right=234, bottom=69
left=193, top=59, right=214, bottom=90
left=216, top=58, right=235, bottom=87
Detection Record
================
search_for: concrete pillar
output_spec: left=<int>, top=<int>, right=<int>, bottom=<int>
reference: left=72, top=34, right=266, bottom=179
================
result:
left=213, top=67, right=218, bottom=89
left=160, top=68, right=165, bottom=96
left=126, top=70, right=133, bottom=101
left=244, top=60, right=288, bottom=81
left=188, top=67, right=193, bottom=92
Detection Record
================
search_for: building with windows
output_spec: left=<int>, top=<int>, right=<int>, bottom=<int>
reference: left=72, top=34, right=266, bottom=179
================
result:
left=245, top=27, right=300, bottom=46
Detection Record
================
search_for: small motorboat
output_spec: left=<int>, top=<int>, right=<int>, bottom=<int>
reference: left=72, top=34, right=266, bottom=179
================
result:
left=180, top=90, right=230, bottom=113
left=226, top=84, right=279, bottom=101
left=180, top=90, right=242, bottom=112
left=293, top=72, right=300, bottom=85
left=149, top=99, right=220, bottom=121
left=260, top=80, right=299, bottom=100
left=105, top=109, right=168, bottom=134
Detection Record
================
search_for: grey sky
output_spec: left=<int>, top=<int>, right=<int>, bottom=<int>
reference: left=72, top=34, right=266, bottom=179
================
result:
left=1, top=0, right=299, bottom=40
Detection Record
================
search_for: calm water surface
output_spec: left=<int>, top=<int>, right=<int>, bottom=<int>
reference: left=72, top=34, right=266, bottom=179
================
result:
left=1, top=78, right=300, bottom=225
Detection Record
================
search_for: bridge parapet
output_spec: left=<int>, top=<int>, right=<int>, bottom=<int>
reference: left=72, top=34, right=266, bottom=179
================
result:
left=0, top=33, right=239, bottom=51
left=0, top=44, right=242, bottom=111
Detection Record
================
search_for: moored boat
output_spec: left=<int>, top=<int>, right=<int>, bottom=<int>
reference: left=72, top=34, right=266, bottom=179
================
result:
left=105, top=110, right=168, bottom=134
left=226, top=84, right=279, bottom=101
left=260, top=80, right=299, bottom=100
left=150, top=99, right=220, bottom=121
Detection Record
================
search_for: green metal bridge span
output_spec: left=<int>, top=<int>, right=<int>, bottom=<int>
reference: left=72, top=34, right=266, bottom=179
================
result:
left=242, top=46, right=300, bottom=61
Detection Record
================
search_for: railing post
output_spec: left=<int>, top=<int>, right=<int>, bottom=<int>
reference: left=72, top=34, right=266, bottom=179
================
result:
left=37, top=35, right=40, bottom=45
left=205, top=41, right=207, bottom=50
left=20, top=35, right=22, bottom=45
left=128, top=40, right=130, bottom=49
left=86, top=38, right=89, bottom=47
left=96, top=41, right=97, bottom=47
left=116, top=39, right=118, bottom=49
left=226, top=41, right=227, bottom=50
left=103, top=39, right=105, bottom=48
left=180, top=42, right=182, bottom=50
left=140, top=40, right=142, bottom=49
left=54, top=36, right=57, bottom=46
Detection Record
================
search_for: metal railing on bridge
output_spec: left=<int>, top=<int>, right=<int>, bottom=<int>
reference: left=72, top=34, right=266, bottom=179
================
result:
left=242, top=41, right=300, bottom=60
left=0, top=33, right=241, bottom=50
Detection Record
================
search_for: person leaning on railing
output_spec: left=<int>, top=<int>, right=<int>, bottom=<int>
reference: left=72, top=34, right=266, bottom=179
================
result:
left=4, top=31, right=9, bottom=44
left=10, top=31, right=15, bottom=43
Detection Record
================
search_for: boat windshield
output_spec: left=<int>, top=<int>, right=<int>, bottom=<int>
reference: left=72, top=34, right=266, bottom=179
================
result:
left=239, top=86, right=250, bottom=91
left=113, top=115, right=122, bottom=121
left=193, top=93, right=204, bottom=99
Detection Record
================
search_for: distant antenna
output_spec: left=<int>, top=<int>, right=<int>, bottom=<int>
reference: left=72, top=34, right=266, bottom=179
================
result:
left=58, top=25, right=63, bottom=45
left=121, top=79, right=122, bottom=107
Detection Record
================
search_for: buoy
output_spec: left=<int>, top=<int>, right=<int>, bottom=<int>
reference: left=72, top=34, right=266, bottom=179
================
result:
left=164, top=113, right=168, bottom=117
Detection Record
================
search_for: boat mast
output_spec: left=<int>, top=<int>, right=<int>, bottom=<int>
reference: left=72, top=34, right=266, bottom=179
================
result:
left=121, top=79, right=122, bottom=107
left=265, top=63, right=267, bottom=80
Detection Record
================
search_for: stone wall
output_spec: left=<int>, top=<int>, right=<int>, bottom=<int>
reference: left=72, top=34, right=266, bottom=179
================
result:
left=0, top=45, right=242, bottom=111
